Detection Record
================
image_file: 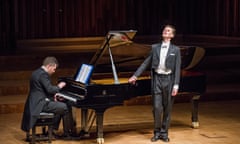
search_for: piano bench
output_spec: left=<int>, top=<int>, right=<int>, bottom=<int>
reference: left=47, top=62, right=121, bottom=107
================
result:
left=26, top=112, right=55, bottom=144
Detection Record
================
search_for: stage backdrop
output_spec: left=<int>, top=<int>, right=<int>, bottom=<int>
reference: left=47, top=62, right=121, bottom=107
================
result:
left=1, top=0, right=240, bottom=52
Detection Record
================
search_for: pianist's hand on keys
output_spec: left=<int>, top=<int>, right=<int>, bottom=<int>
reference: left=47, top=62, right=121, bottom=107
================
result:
left=54, top=93, right=65, bottom=102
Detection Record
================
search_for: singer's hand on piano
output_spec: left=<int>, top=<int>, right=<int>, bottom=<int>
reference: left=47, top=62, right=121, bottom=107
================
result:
left=128, top=76, right=137, bottom=84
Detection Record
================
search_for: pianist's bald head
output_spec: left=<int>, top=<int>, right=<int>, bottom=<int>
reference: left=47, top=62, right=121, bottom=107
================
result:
left=42, top=56, right=59, bottom=67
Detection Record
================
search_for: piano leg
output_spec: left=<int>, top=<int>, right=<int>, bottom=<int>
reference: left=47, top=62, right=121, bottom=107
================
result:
left=79, top=109, right=92, bottom=138
left=79, top=109, right=88, bottom=136
left=80, top=108, right=105, bottom=144
left=191, top=94, right=201, bottom=128
left=95, top=109, right=106, bottom=144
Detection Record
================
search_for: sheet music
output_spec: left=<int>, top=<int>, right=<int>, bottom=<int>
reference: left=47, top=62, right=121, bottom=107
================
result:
left=75, top=64, right=94, bottom=84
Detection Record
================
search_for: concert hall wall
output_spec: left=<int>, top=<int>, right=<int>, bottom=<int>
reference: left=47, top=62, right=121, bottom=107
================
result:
left=0, top=0, right=240, bottom=52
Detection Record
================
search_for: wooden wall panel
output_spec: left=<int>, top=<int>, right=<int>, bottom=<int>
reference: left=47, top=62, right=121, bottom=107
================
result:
left=1, top=0, right=240, bottom=52
left=0, top=0, right=16, bottom=52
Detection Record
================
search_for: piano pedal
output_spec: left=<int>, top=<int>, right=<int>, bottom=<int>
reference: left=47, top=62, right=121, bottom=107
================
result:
left=79, top=130, right=90, bottom=138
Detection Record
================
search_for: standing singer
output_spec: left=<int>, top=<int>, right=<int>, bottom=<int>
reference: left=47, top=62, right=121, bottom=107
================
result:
left=128, top=25, right=181, bottom=142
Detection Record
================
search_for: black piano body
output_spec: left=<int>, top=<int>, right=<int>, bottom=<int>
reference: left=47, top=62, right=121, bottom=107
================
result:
left=58, top=31, right=206, bottom=144
left=60, top=71, right=206, bottom=110
left=59, top=70, right=206, bottom=143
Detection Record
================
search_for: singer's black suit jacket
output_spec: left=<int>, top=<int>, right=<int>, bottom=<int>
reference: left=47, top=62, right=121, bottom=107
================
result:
left=133, top=42, right=181, bottom=89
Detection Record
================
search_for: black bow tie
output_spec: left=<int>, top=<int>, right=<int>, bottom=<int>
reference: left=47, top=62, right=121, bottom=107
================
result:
left=162, top=45, right=167, bottom=48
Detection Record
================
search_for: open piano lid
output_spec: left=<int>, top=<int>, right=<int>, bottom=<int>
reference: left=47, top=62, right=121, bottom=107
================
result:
left=89, top=30, right=137, bottom=64
left=108, top=30, right=137, bottom=44
left=89, top=30, right=152, bottom=72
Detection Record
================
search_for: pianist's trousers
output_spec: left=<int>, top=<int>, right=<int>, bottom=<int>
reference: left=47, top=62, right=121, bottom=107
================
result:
left=42, top=101, right=75, bottom=133
left=152, top=74, right=175, bottom=137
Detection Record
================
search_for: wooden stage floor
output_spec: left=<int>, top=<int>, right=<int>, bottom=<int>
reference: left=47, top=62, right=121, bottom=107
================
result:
left=0, top=100, right=240, bottom=144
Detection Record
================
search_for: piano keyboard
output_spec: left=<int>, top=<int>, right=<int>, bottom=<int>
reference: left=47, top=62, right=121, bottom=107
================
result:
left=56, top=92, right=84, bottom=102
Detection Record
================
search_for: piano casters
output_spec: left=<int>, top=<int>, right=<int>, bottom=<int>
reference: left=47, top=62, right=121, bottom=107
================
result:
left=191, top=94, right=201, bottom=128
left=97, top=137, right=104, bottom=144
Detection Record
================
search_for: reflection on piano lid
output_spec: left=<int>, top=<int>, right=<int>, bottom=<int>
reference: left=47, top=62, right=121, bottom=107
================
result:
left=108, top=30, right=137, bottom=44
left=180, top=46, right=205, bottom=70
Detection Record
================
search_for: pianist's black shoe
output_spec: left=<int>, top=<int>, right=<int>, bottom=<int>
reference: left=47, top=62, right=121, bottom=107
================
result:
left=56, top=132, right=80, bottom=140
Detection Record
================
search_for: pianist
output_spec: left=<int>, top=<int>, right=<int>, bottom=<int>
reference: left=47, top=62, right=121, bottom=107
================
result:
left=128, top=25, right=181, bottom=142
left=21, top=56, right=75, bottom=138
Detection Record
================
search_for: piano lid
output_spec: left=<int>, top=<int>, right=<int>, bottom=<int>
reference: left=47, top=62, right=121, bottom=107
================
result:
left=88, top=30, right=152, bottom=73
left=89, top=30, right=137, bottom=66
left=108, top=30, right=137, bottom=43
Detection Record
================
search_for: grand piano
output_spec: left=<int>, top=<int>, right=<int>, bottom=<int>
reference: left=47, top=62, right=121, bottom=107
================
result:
left=58, top=31, right=206, bottom=144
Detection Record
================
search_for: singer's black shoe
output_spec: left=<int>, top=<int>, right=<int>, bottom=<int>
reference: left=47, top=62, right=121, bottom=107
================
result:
left=160, top=136, right=170, bottom=142
left=150, top=135, right=161, bottom=142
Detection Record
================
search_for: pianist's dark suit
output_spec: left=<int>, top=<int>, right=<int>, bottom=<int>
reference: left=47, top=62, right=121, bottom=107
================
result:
left=21, top=67, right=73, bottom=133
left=133, top=42, right=181, bottom=138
